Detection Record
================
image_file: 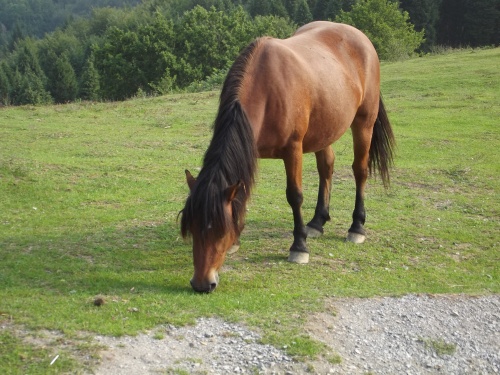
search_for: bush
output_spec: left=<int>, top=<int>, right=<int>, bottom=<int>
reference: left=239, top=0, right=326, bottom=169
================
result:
left=336, top=0, right=424, bottom=60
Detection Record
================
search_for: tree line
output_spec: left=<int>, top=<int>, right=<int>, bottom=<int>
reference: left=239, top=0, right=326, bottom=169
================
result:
left=0, top=0, right=498, bottom=106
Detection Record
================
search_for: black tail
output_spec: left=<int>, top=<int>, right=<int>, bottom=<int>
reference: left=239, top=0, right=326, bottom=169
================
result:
left=369, top=95, right=395, bottom=188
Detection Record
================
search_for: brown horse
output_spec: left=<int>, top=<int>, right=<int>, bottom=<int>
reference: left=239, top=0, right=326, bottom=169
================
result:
left=181, top=21, right=395, bottom=293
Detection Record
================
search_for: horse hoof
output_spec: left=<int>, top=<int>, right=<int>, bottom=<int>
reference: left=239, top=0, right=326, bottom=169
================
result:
left=346, top=232, right=366, bottom=244
left=288, top=251, right=309, bottom=264
left=306, top=226, right=323, bottom=238
left=227, top=244, right=240, bottom=254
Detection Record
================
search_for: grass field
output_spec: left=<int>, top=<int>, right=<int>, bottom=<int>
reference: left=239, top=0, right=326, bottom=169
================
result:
left=1, top=47, right=499, bottom=373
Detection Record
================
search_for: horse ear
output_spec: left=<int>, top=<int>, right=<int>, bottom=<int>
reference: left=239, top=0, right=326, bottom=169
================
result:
left=185, top=170, right=196, bottom=191
left=225, top=181, right=245, bottom=203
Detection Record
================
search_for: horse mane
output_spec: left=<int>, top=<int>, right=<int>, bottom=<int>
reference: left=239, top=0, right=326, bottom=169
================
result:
left=180, top=39, right=261, bottom=242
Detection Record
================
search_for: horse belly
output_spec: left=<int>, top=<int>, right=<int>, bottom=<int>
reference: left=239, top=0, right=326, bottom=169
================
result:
left=302, top=85, right=360, bottom=153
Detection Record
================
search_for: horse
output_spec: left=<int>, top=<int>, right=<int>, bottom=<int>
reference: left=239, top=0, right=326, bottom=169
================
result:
left=180, top=21, right=395, bottom=293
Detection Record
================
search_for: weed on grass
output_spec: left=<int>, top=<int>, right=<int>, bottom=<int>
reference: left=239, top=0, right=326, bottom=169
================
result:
left=419, top=337, right=457, bottom=356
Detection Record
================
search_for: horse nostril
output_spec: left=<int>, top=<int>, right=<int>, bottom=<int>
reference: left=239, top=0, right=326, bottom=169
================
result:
left=209, top=282, right=217, bottom=292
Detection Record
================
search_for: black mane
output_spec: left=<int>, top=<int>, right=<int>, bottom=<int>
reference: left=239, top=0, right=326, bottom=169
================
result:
left=181, top=39, right=261, bottom=242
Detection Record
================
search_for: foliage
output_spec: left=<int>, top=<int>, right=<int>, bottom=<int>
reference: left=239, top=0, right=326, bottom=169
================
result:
left=79, top=53, right=101, bottom=101
left=0, top=61, right=11, bottom=104
left=295, top=0, right=314, bottom=25
left=0, top=0, right=142, bottom=45
left=8, top=38, right=52, bottom=105
left=399, top=0, right=442, bottom=52
left=437, top=0, right=499, bottom=47
left=93, top=13, right=179, bottom=100
left=336, top=0, right=424, bottom=60
left=47, top=52, right=79, bottom=103
left=174, top=6, right=252, bottom=86
left=0, top=0, right=496, bottom=105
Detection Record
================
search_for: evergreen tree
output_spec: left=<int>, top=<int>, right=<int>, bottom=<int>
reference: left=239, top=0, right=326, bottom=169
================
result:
left=8, top=23, right=25, bottom=52
left=0, top=61, right=12, bottom=105
left=16, top=39, right=46, bottom=78
left=10, top=38, right=52, bottom=104
left=462, top=0, right=499, bottom=46
left=313, top=0, right=331, bottom=19
left=248, top=0, right=272, bottom=17
left=284, top=0, right=299, bottom=17
left=80, top=52, right=101, bottom=101
left=270, top=0, right=289, bottom=18
left=11, top=67, right=52, bottom=105
left=51, top=53, right=78, bottom=103
left=399, top=0, right=442, bottom=51
left=313, top=0, right=357, bottom=21
left=438, top=0, right=499, bottom=47
left=295, top=0, right=313, bottom=25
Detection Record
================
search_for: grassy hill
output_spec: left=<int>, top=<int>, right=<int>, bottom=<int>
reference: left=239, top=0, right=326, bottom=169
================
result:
left=0, top=47, right=498, bottom=373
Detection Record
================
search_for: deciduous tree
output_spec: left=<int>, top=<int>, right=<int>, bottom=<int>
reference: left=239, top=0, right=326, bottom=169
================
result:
left=336, top=0, right=424, bottom=60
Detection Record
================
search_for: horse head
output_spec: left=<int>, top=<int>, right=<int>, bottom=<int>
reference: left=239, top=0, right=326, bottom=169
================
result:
left=182, top=170, right=244, bottom=293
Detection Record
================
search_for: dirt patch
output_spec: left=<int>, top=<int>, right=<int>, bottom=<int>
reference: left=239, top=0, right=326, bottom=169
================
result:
left=89, top=294, right=499, bottom=374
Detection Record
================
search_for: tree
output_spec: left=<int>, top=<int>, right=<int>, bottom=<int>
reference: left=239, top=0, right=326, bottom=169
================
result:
left=295, top=0, right=313, bottom=25
left=10, top=38, right=52, bottom=104
left=175, top=6, right=253, bottom=86
left=399, top=0, right=442, bottom=51
left=15, top=39, right=46, bottom=78
left=313, top=0, right=357, bottom=20
left=251, top=14, right=297, bottom=38
left=463, top=0, right=499, bottom=46
left=51, top=53, right=78, bottom=103
left=248, top=0, right=272, bottom=17
left=336, top=0, right=424, bottom=60
left=11, top=67, right=52, bottom=105
left=93, top=12, right=178, bottom=99
left=283, top=0, right=299, bottom=18
left=0, top=61, right=12, bottom=105
left=80, top=52, right=100, bottom=101
left=438, top=0, right=499, bottom=47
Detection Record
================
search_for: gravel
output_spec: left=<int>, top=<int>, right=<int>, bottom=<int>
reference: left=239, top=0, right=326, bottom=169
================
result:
left=92, top=294, right=499, bottom=374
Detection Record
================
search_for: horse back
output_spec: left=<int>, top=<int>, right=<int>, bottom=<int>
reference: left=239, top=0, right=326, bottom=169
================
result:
left=239, top=22, right=380, bottom=158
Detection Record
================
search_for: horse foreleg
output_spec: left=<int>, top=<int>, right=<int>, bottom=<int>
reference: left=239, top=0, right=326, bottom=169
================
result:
left=306, top=147, right=334, bottom=237
left=283, top=149, right=309, bottom=264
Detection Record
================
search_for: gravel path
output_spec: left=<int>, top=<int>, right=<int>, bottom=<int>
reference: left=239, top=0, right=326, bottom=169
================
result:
left=92, top=294, right=499, bottom=374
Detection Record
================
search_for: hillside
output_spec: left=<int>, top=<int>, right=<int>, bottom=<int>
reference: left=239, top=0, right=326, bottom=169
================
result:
left=0, top=47, right=499, bottom=374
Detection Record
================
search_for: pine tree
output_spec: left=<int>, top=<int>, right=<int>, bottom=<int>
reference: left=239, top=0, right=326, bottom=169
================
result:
left=295, top=0, right=313, bottom=25
left=11, top=67, right=52, bottom=105
left=11, top=39, right=52, bottom=105
left=438, top=0, right=499, bottom=47
left=249, top=0, right=272, bottom=17
left=51, top=53, right=78, bottom=103
left=0, top=62, right=12, bottom=105
left=400, top=0, right=442, bottom=51
left=284, top=0, right=299, bottom=17
left=80, top=53, right=100, bottom=101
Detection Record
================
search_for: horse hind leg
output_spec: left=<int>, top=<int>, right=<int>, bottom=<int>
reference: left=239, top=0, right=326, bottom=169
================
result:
left=347, top=116, right=374, bottom=244
left=306, top=147, right=334, bottom=238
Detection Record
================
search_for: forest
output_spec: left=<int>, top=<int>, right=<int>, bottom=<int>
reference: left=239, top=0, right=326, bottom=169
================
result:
left=0, top=0, right=498, bottom=105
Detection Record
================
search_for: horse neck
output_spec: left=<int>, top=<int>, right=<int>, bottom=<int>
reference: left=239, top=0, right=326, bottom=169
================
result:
left=202, top=100, right=256, bottom=200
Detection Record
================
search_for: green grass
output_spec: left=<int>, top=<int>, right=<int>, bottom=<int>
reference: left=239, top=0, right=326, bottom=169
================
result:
left=419, top=337, right=457, bottom=356
left=1, top=48, right=499, bottom=373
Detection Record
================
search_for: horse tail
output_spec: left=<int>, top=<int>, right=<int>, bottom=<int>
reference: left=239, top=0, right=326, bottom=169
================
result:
left=369, top=94, right=395, bottom=188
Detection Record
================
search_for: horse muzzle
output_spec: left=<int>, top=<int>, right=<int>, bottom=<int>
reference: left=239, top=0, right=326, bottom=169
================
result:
left=190, top=271, right=219, bottom=293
